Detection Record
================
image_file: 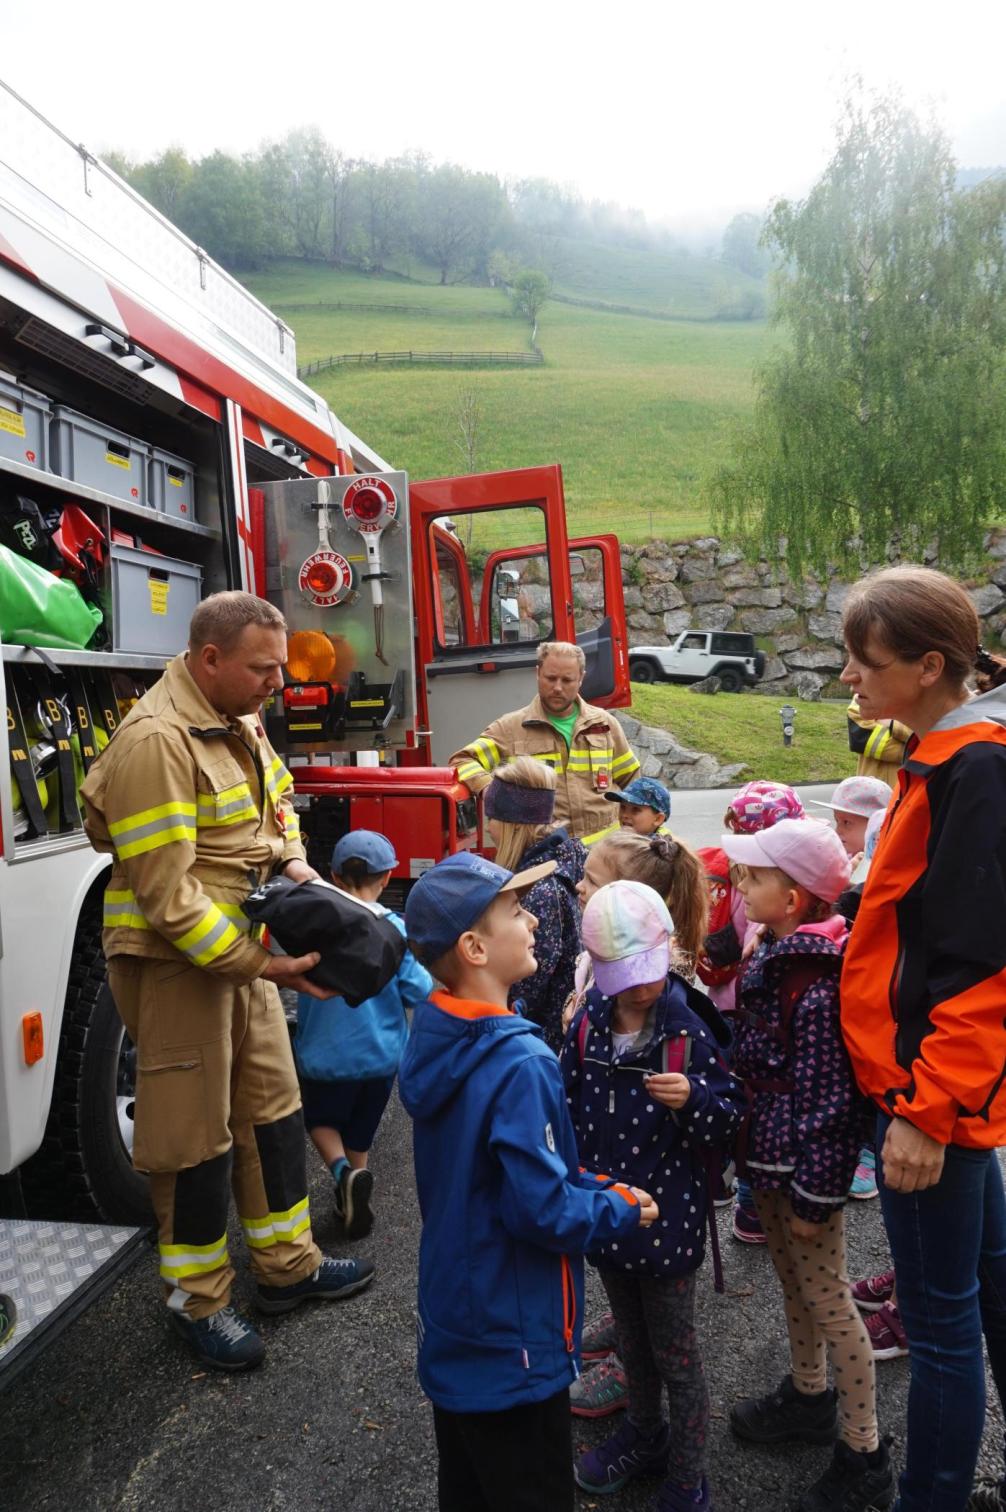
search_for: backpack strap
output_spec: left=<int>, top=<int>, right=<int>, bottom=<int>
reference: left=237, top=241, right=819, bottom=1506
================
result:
left=662, top=1032, right=691, bottom=1075
left=577, top=1008, right=589, bottom=1063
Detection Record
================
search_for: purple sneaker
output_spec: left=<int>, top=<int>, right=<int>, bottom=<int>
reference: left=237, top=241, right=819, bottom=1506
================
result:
left=732, top=1203, right=766, bottom=1245
left=656, top=1474, right=712, bottom=1509
left=574, top=1418, right=670, bottom=1493
left=851, top=1268, right=895, bottom=1313
left=865, top=1303, right=909, bottom=1360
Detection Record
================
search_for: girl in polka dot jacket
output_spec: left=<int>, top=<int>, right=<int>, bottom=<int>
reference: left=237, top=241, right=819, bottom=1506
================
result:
left=561, top=880, right=743, bottom=1512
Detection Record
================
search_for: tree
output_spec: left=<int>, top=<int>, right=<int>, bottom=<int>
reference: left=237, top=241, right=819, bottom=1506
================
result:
left=415, top=165, right=508, bottom=284
left=720, top=212, right=771, bottom=280
left=510, top=268, right=551, bottom=334
left=179, top=151, right=271, bottom=269
left=712, top=90, right=1006, bottom=571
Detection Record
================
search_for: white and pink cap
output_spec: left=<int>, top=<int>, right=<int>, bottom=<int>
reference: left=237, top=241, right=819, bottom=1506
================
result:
left=720, top=817, right=852, bottom=903
left=581, top=880, right=674, bottom=997
left=811, top=776, right=892, bottom=820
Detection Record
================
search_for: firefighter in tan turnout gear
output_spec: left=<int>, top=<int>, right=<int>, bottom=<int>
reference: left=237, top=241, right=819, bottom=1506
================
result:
left=450, top=641, right=641, bottom=842
left=80, top=592, right=374, bottom=1372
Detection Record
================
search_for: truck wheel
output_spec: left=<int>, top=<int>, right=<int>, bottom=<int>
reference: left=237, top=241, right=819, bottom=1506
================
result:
left=18, top=907, right=152, bottom=1228
left=717, top=667, right=743, bottom=693
left=629, top=659, right=657, bottom=683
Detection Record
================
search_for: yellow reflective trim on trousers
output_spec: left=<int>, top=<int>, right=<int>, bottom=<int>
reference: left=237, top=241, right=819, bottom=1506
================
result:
left=174, top=904, right=241, bottom=967
left=240, top=1197, right=310, bottom=1249
left=159, top=1234, right=229, bottom=1281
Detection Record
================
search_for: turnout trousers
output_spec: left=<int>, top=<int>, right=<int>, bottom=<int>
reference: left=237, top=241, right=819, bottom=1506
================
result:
left=109, top=956, right=321, bottom=1320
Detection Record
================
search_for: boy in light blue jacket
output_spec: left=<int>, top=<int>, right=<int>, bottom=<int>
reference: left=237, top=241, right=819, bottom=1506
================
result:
left=399, top=852, right=657, bottom=1512
left=295, top=831, right=432, bottom=1238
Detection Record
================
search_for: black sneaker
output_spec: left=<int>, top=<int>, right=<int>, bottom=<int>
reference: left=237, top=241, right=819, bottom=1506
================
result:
left=730, top=1374, right=838, bottom=1446
left=256, top=1256, right=375, bottom=1314
left=967, top=1484, right=1006, bottom=1512
left=795, top=1437, right=895, bottom=1511
left=0, top=1293, right=16, bottom=1348
left=337, top=1166, right=375, bottom=1240
left=169, top=1304, right=265, bottom=1372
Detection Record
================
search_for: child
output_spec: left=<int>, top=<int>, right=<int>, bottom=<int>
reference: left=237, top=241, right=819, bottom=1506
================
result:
left=398, top=852, right=656, bottom=1512
left=603, top=776, right=672, bottom=836
left=562, top=880, right=744, bottom=1511
left=483, top=756, right=585, bottom=1050
left=721, top=818, right=894, bottom=1512
left=294, top=831, right=432, bottom=1238
left=811, top=775, right=891, bottom=865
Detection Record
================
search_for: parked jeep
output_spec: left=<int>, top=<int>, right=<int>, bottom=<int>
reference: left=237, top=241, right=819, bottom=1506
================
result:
left=629, top=630, right=766, bottom=692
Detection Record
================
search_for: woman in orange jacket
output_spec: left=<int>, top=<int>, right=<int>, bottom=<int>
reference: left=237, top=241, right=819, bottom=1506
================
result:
left=840, top=566, right=1006, bottom=1512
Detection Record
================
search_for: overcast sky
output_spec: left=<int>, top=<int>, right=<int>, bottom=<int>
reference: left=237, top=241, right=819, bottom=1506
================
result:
left=5, top=0, right=1005, bottom=235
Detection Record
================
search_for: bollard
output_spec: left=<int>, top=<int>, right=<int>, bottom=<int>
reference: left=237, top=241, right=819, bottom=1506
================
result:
left=780, top=704, right=796, bottom=748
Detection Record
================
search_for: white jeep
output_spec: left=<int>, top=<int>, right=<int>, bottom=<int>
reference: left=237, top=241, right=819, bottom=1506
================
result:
left=629, top=630, right=766, bottom=692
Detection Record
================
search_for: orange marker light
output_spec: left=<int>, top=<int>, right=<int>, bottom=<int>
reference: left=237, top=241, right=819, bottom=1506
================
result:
left=286, top=630, right=338, bottom=684
left=22, top=1012, right=44, bottom=1066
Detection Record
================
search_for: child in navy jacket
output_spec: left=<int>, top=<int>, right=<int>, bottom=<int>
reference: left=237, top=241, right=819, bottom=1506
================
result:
left=721, top=818, right=893, bottom=1512
left=561, top=880, right=743, bottom=1512
left=399, top=852, right=656, bottom=1512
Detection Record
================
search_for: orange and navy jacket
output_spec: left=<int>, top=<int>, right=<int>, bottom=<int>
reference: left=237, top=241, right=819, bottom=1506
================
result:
left=842, top=693, right=1006, bottom=1149
left=398, top=989, right=640, bottom=1413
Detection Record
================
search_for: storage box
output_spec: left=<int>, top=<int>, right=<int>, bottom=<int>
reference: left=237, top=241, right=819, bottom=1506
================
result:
left=51, top=406, right=149, bottom=506
left=0, top=371, right=51, bottom=472
left=109, top=543, right=202, bottom=655
left=149, top=446, right=197, bottom=521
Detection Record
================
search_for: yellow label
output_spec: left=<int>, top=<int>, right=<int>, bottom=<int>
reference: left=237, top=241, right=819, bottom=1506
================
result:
left=105, top=450, right=131, bottom=470
left=290, top=722, right=323, bottom=731
left=350, top=698, right=385, bottom=708
left=0, top=406, right=26, bottom=438
left=149, top=579, right=169, bottom=616
left=168, top=474, right=183, bottom=487
left=346, top=554, right=366, bottom=562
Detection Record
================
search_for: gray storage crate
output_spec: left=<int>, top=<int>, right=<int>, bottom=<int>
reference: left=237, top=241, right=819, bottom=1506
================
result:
left=51, top=406, right=149, bottom=505
left=149, top=446, right=197, bottom=522
left=110, top=544, right=202, bottom=655
left=0, top=371, right=50, bottom=472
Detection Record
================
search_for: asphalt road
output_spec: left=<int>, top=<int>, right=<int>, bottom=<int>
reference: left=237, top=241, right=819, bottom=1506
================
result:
left=2, top=783, right=1002, bottom=1511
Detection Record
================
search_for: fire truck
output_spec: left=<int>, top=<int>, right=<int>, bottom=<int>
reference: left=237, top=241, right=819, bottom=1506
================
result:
left=0, top=80, right=630, bottom=1380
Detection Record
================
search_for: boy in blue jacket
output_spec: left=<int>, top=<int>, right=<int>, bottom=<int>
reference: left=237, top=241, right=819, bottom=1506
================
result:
left=294, top=831, right=432, bottom=1238
left=399, top=851, right=657, bottom=1512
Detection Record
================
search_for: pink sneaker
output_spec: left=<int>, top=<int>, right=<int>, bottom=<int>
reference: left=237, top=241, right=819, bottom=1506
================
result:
left=569, top=1356, right=628, bottom=1418
left=851, top=1268, right=896, bottom=1313
left=865, top=1303, right=909, bottom=1360
left=581, top=1310, right=618, bottom=1361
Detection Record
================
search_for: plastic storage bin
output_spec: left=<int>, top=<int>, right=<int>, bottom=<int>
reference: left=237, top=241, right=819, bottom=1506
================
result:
left=51, top=407, right=149, bottom=506
left=148, top=446, right=197, bottom=521
left=0, top=371, right=51, bottom=472
left=109, top=544, right=202, bottom=655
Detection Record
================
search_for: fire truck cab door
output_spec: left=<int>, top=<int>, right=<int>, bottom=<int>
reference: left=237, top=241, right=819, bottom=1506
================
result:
left=410, top=466, right=575, bottom=767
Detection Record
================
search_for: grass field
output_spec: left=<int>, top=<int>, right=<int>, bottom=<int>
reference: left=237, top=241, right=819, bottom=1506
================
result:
left=244, top=259, right=771, bottom=544
left=628, top=683, right=854, bottom=786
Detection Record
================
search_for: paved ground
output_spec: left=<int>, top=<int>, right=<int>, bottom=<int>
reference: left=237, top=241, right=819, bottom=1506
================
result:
left=1, top=783, right=1002, bottom=1510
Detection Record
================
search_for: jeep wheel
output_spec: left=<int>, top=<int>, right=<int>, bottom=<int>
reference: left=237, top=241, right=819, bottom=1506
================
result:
left=629, top=659, right=657, bottom=684
left=717, top=667, right=744, bottom=693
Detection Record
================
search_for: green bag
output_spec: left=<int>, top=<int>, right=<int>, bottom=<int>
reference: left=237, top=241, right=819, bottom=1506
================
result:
left=0, top=543, right=103, bottom=650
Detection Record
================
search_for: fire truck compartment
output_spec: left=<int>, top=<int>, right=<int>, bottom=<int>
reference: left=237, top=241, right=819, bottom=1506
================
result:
left=51, top=406, right=151, bottom=507
left=0, top=371, right=51, bottom=473
left=109, top=543, right=202, bottom=655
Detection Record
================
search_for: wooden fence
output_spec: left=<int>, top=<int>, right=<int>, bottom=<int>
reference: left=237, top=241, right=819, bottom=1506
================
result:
left=298, top=349, right=544, bottom=378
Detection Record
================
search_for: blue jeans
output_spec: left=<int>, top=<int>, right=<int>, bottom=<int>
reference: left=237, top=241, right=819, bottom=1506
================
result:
left=877, top=1112, right=1006, bottom=1511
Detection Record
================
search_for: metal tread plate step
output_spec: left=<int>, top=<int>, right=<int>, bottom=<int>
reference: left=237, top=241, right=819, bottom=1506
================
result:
left=0, top=1218, right=148, bottom=1387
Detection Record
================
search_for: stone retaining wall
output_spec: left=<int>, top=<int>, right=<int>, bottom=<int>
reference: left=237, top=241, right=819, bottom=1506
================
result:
left=619, top=532, right=1006, bottom=701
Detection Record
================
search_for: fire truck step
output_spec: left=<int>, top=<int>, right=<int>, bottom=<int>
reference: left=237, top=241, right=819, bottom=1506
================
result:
left=0, top=1218, right=146, bottom=1386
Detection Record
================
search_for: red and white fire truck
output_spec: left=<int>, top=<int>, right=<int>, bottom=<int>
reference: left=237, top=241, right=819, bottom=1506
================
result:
left=0, top=80, right=630, bottom=1377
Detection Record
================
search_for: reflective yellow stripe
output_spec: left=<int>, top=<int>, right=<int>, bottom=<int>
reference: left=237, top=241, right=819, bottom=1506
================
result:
left=611, top=752, right=640, bottom=776
left=174, top=904, right=241, bottom=967
left=109, top=801, right=197, bottom=859
left=583, top=822, right=619, bottom=847
left=196, top=782, right=258, bottom=827
left=103, top=889, right=151, bottom=930
left=864, top=724, right=891, bottom=760
left=264, top=756, right=294, bottom=804
left=456, top=760, right=484, bottom=784
left=240, top=1197, right=311, bottom=1250
left=159, top=1234, right=229, bottom=1281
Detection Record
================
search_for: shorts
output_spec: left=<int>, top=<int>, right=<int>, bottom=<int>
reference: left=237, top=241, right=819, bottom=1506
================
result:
left=299, top=1074, right=396, bottom=1151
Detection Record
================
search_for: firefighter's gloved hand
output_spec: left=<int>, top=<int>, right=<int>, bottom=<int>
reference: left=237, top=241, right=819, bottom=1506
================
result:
left=261, top=951, right=329, bottom=998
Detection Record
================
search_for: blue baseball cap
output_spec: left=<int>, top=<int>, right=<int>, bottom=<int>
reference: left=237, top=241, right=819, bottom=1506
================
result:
left=331, top=830, right=399, bottom=875
left=404, top=851, right=556, bottom=965
left=604, top=777, right=671, bottom=816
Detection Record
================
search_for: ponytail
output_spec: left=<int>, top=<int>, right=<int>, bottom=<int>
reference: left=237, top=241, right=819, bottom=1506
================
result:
left=591, top=829, right=709, bottom=976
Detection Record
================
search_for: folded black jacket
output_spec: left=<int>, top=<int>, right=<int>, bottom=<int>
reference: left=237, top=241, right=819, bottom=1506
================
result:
left=243, top=875, right=405, bottom=1005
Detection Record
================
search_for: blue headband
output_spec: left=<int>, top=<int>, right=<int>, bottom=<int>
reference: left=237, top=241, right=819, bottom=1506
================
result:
left=483, top=776, right=555, bottom=826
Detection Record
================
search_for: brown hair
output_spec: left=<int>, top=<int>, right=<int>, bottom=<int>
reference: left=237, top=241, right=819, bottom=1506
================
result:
left=591, top=829, right=708, bottom=975
left=842, top=567, right=979, bottom=687
left=189, top=591, right=287, bottom=652
left=488, top=756, right=558, bottom=870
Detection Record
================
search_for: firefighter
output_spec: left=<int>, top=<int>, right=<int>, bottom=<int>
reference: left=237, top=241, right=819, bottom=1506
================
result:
left=80, top=592, right=374, bottom=1372
left=449, top=641, right=641, bottom=842
left=846, top=693, right=910, bottom=790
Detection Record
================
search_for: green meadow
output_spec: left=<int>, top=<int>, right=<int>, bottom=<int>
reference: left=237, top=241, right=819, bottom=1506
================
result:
left=245, top=258, right=771, bottom=545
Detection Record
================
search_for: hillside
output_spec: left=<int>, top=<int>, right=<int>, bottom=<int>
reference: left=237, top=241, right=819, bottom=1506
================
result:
left=245, top=260, right=771, bottom=543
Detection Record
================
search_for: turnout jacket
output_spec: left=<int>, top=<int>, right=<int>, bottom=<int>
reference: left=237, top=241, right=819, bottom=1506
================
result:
left=847, top=695, right=911, bottom=789
left=449, top=694, right=640, bottom=841
left=842, top=689, right=1006, bottom=1149
left=398, top=990, right=641, bottom=1413
left=81, top=654, right=305, bottom=982
left=733, top=916, right=862, bottom=1224
left=561, top=977, right=743, bottom=1274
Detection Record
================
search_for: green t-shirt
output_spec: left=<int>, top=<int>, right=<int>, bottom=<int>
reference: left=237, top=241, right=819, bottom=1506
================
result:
left=548, top=709, right=578, bottom=757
